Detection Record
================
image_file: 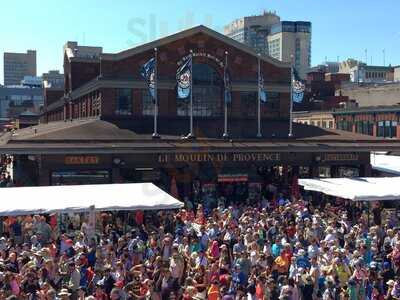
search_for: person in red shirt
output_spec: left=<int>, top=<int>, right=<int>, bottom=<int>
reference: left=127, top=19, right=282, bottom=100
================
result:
left=135, top=210, right=144, bottom=226
left=255, top=276, right=265, bottom=300
left=281, top=243, right=293, bottom=266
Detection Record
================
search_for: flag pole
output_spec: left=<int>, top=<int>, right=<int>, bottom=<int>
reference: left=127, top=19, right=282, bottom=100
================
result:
left=152, top=47, right=160, bottom=139
left=257, top=53, right=262, bottom=138
left=187, top=50, right=195, bottom=139
left=223, top=51, right=229, bottom=139
left=289, top=56, right=294, bottom=137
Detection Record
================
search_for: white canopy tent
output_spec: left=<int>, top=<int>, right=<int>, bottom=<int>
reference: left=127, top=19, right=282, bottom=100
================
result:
left=0, top=183, right=184, bottom=216
left=371, top=153, right=400, bottom=175
left=299, top=177, right=400, bottom=202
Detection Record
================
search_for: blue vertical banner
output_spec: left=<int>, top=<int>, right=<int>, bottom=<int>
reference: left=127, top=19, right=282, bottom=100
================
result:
left=259, top=74, right=267, bottom=103
left=292, top=68, right=305, bottom=103
left=176, top=56, right=192, bottom=99
left=140, top=57, right=156, bottom=100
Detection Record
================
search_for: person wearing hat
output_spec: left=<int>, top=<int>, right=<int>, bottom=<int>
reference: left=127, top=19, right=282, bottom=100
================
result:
left=58, top=288, right=71, bottom=299
left=331, top=257, right=351, bottom=287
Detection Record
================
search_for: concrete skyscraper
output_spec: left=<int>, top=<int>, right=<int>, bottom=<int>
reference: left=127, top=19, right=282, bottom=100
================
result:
left=224, top=11, right=281, bottom=55
left=268, top=21, right=312, bottom=78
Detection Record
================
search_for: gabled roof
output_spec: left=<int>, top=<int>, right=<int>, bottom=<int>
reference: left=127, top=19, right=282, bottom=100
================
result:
left=101, top=25, right=290, bottom=68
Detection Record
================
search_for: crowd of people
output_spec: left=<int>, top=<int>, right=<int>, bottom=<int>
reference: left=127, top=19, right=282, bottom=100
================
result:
left=0, top=155, right=14, bottom=188
left=0, top=181, right=399, bottom=300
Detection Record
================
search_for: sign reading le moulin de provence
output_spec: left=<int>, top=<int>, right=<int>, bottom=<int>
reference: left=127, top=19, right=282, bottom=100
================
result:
left=158, top=152, right=281, bottom=163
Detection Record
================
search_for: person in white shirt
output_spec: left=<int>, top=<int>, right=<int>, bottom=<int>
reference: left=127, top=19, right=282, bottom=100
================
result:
left=195, top=249, right=208, bottom=267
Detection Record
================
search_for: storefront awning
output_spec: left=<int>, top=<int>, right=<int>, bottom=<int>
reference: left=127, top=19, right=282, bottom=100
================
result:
left=371, top=153, right=400, bottom=175
left=0, top=183, right=183, bottom=216
left=299, top=177, right=400, bottom=201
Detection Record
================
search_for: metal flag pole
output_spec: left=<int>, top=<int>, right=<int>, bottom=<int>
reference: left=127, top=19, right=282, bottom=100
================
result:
left=152, top=47, right=160, bottom=139
left=223, top=51, right=229, bottom=139
left=288, top=65, right=294, bottom=137
left=187, top=50, right=195, bottom=139
left=257, top=54, right=262, bottom=138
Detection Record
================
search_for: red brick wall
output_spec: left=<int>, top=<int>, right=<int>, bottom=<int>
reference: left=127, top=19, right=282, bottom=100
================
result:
left=101, top=32, right=288, bottom=83
left=100, top=32, right=290, bottom=118
left=44, top=89, right=64, bottom=107
left=59, top=32, right=292, bottom=124
left=100, top=88, right=117, bottom=117
left=70, top=61, right=100, bottom=91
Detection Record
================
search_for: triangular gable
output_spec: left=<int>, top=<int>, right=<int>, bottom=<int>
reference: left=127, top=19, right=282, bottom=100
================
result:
left=101, top=25, right=289, bottom=68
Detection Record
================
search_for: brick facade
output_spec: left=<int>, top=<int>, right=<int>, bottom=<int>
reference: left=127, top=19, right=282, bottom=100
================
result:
left=334, top=108, right=400, bottom=138
left=45, top=26, right=291, bottom=138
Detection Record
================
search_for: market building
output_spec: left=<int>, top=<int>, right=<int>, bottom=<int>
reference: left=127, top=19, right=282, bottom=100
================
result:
left=334, top=105, right=400, bottom=138
left=1, top=25, right=400, bottom=198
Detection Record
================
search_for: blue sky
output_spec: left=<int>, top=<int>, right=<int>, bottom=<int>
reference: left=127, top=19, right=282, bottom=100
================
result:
left=1, top=0, right=399, bottom=84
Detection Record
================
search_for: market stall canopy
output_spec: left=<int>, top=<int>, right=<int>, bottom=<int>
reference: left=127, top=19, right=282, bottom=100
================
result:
left=0, top=183, right=183, bottom=216
left=371, top=153, right=400, bottom=175
left=299, top=177, right=400, bottom=202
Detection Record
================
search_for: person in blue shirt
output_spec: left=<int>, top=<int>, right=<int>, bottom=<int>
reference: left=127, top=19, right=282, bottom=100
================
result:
left=272, top=237, right=282, bottom=258
left=296, top=249, right=311, bottom=269
left=231, top=264, right=246, bottom=289
left=277, top=193, right=288, bottom=206
left=233, top=237, right=245, bottom=257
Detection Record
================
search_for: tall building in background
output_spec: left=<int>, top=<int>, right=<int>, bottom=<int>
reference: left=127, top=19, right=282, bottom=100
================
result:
left=224, top=11, right=280, bottom=55
left=42, top=70, right=64, bottom=88
left=268, top=21, right=312, bottom=78
left=3, top=50, right=37, bottom=86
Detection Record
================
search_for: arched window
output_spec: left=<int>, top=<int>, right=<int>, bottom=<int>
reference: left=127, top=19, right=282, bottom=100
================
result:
left=177, top=63, right=223, bottom=117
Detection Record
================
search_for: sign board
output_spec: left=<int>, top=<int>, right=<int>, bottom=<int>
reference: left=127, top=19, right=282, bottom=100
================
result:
left=218, top=174, right=248, bottom=182
left=158, top=152, right=280, bottom=163
left=65, top=156, right=99, bottom=165
left=177, top=51, right=225, bottom=68
left=321, top=153, right=359, bottom=162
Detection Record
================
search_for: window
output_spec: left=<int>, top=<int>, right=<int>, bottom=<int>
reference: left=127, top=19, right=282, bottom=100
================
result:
left=116, top=89, right=132, bottom=115
left=385, top=120, right=391, bottom=137
left=356, top=121, right=363, bottom=133
left=377, top=121, right=385, bottom=137
left=142, top=89, right=154, bottom=116
left=177, top=63, right=223, bottom=117
left=322, top=121, right=327, bottom=128
left=392, top=121, right=398, bottom=138
left=240, top=92, right=257, bottom=117
left=379, top=120, right=398, bottom=138
left=337, top=120, right=353, bottom=132
left=338, top=167, right=359, bottom=178
left=328, top=121, right=333, bottom=128
left=361, top=121, right=373, bottom=136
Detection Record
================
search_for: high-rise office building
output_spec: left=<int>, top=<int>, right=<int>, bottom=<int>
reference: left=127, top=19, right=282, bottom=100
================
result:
left=268, top=21, right=312, bottom=78
left=224, top=11, right=280, bottom=55
left=3, top=50, right=37, bottom=86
